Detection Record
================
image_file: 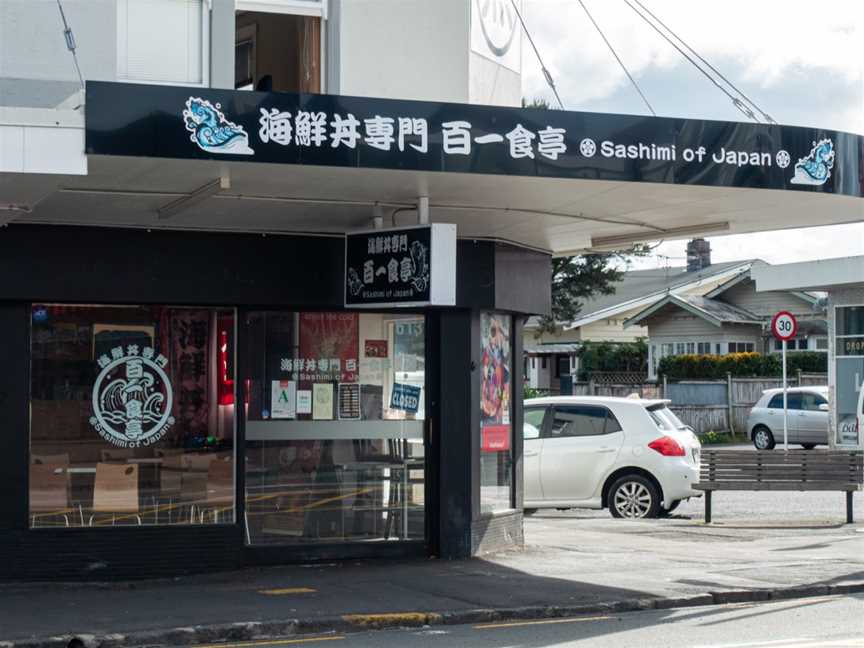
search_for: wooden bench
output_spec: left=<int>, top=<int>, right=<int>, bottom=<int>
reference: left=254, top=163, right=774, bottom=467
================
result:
left=694, top=449, right=864, bottom=524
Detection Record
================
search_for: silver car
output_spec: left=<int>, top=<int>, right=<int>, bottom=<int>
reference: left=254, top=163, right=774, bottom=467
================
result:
left=747, top=386, right=829, bottom=450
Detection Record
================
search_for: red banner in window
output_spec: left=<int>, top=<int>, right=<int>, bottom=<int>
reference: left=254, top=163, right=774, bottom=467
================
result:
left=481, top=425, right=511, bottom=453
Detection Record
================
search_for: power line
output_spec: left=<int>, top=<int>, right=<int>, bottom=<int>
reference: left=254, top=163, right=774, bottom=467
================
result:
left=576, top=0, right=656, bottom=116
left=510, top=0, right=565, bottom=109
left=621, top=0, right=769, bottom=123
left=629, top=0, right=776, bottom=124
left=56, top=0, right=84, bottom=90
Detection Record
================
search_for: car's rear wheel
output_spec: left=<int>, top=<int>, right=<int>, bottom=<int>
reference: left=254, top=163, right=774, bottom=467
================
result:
left=609, top=475, right=661, bottom=519
left=752, top=426, right=775, bottom=450
left=801, top=443, right=817, bottom=450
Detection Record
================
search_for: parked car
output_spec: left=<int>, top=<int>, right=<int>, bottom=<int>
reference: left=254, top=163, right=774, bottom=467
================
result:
left=747, top=386, right=829, bottom=450
left=523, top=396, right=701, bottom=519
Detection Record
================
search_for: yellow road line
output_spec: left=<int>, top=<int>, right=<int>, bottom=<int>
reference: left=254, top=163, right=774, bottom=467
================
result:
left=474, top=614, right=612, bottom=630
left=258, top=587, right=317, bottom=595
left=194, top=636, right=344, bottom=648
left=342, top=612, right=442, bottom=626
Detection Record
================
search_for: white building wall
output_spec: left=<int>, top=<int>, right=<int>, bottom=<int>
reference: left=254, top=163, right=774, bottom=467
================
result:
left=335, top=0, right=470, bottom=103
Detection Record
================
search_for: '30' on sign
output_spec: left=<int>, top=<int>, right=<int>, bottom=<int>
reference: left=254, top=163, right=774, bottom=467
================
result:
left=771, top=311, right=798, bottom=342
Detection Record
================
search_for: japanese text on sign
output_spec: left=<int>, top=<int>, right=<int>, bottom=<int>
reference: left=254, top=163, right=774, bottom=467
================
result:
left=259, top=109, right=567, bottom=160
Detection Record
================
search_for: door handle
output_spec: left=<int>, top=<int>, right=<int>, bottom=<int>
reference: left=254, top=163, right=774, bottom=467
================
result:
left=525, top=451, right=539, bottom=457
left=597, top=448, right=616, bottom=453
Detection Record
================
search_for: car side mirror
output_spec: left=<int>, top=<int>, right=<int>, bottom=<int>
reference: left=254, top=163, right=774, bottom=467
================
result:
left=818, top=403, right=830, bottom=412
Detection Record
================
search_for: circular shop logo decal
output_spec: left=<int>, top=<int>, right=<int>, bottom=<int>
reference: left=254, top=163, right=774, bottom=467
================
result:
left=89, top=346, right=175, bottom=448
left=776, top=150, right=791, bottom=169
left=580, top=138, right=597, bottom=157
left=476, top=0, right=518, bottom=57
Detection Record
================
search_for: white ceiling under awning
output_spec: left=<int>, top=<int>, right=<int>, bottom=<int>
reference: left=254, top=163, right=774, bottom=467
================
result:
left=3, top=154, right=863, bottom=255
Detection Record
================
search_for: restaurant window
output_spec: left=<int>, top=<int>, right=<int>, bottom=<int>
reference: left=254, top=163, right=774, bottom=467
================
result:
left=480, top=313, right=513, bottom=514
left=244, top=312, right=425, bottom=545
left=29, top=305, right=235, bottom=528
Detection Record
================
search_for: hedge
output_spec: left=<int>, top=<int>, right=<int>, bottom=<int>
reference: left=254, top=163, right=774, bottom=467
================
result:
left=658, top=352, right=827, bottom=380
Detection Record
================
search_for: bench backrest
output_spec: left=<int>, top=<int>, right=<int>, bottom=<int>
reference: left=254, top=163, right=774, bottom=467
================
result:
left=700, top=450, right=864, bottom=488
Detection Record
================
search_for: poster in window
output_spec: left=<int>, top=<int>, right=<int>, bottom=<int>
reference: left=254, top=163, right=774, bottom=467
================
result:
left=480, top=313, right=511, bottom=452
left=271, top=380, right=296, bottom=419
left=298, top=313, right=359, bottom=383
left=312, top=383, right=334, bottom=420
left=296, top=389, right=312, bottom=415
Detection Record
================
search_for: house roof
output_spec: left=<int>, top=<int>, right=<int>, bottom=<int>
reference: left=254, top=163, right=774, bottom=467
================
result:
left=704, top=265, right=819, bottom=305
left=525, top=259, right=754, bottom=331
left=624, top=294, right=765, bottom=329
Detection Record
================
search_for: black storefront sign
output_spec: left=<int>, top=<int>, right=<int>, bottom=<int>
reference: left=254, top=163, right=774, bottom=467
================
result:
left=85, top=82, right=864, bottom=198
left=345, top=225, right=456, bottom=308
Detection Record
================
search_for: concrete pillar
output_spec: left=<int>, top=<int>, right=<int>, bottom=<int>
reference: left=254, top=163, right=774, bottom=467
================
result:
left=210, top=0, right=235, bottom=89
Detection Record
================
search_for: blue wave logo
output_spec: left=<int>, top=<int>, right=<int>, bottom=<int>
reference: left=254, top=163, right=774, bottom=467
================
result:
left=183, top=97, right=254, bottom=155
left=790, top=138, right=834, bottom=186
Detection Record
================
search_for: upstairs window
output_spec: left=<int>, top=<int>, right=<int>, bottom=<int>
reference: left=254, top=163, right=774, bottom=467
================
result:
left=117, top=0, right=209, bottom=85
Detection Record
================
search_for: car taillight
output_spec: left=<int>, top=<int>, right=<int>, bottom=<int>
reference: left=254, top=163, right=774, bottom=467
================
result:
left=648, top=436, right=685, bottom=457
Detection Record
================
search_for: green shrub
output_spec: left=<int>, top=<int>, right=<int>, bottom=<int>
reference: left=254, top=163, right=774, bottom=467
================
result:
left=658, top=351, right=827, bottom=380
left=576, top=340, right=648, bottom=380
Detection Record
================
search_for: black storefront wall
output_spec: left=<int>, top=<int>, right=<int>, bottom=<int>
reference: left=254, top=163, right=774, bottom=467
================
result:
left=0, top=225, right=549, bottom=579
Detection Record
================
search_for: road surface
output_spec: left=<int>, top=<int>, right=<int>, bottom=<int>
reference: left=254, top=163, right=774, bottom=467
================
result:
left=187, top=594, right=864, bottom=647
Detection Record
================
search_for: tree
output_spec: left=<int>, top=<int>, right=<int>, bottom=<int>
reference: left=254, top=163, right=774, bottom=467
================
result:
left=523, top=97, right=650, bottom=335
left=538, top=250, right=648, bottom=335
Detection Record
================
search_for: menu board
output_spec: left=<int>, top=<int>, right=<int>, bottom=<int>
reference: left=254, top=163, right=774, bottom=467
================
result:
left=338, top=383, right=361, bottom=420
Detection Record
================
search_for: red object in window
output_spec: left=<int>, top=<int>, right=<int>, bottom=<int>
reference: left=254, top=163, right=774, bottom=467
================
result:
left=648, top=436, right=685, bottom=457
left=481, top=425, right=511, bottom=452
left=217, top=317, right=234, bottom=406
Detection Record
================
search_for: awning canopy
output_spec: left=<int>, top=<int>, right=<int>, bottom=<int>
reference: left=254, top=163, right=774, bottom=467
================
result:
left=2, top=82, right=861, bottom=256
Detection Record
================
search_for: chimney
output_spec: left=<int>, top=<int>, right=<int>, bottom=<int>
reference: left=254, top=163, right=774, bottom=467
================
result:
left=686, top=238, right=711, bottom=272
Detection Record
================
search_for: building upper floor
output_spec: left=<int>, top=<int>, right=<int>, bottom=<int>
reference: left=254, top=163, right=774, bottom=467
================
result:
left=0, top=0, right=523, bottom=112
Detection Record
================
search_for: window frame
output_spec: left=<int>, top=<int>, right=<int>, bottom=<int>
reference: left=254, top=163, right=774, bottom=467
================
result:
left=116, top=0, right=211, bottom=88
left=546, top=404, right=620, bottom=439
left=523, top=406, right=548, bottom=440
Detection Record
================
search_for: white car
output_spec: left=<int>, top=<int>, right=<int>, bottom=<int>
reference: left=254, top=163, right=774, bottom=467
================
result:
left=746, top=386, right=829, bottom=450
left=523, top=396, right=701, bottom=518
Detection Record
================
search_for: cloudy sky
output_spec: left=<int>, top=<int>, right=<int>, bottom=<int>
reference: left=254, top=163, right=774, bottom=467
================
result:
left=520, top=0, right=864, bottom=268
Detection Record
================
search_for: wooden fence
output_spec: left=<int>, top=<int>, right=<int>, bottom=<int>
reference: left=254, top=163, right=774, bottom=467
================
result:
left=565, top=372, right=828, bottom=437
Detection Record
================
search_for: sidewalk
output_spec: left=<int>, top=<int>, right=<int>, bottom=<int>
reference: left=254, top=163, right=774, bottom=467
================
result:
left=2, top=512, right=862, bottom=647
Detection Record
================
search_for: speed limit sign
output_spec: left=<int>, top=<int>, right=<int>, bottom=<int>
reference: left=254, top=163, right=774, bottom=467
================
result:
left=771, top=311, right=798, bottom=342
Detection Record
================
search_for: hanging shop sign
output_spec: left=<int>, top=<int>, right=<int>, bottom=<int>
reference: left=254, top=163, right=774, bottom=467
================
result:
left=85, top=82, right=864, bottom=198
left=345, top=224, right=456, bottom=307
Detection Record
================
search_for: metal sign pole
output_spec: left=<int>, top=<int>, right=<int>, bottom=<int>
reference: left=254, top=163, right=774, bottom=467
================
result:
left=782, top=338, right=788, bottom=451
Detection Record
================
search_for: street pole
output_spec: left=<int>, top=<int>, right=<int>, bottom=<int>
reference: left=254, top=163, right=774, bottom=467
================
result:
left=782, top=338, right=788, bottom=451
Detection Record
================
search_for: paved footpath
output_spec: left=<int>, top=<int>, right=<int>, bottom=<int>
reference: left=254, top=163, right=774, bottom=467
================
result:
left=1, top=496, right=861, bottom=647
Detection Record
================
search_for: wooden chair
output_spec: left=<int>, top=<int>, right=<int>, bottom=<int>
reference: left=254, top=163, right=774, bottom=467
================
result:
left=203, top=457, right=234, bottom=523
left=89, top=463, right=141, bottom=525
left=100, top=448, right=138, bottom=463
left=157, top=454, right=184, bottom=523
left=181, top=454, right=213, bottom=523
left=31, top=453, right=70, bottom=466
left=30, top=462, right=71, bottom=527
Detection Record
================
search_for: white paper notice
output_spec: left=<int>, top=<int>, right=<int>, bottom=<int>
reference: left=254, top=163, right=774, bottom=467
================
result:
left=271, top=380, right=296, bottom=419
left=312, top=383, right=334, bottom=420
left=296, top=389, right=312, bottom=415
